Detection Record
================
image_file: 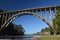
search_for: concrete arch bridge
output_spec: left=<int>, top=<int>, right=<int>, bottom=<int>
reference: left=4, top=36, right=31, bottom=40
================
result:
left=0, top=6, right=60, bottom=32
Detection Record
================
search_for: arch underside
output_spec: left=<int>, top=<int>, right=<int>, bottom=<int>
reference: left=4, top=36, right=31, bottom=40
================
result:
left=0, top=12, right=52, bottom=31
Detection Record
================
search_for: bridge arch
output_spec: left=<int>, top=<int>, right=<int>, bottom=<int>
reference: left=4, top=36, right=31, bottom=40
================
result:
left=0, top=12, right=52, bottom=31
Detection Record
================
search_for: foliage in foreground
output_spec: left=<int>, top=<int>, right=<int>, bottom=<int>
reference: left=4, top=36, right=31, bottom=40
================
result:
left=0, top=23, right=25, bottom=36
left=0, top=9, right=25, bottom=36
left=52, top=8, right=60, bottom=35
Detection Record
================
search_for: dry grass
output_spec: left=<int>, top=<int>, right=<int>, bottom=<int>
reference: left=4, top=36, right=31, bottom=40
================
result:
left=34, top=35, right=60, bottom=40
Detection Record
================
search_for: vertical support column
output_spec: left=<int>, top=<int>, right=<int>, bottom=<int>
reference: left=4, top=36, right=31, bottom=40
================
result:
left=54, top=7, right=56, bottom=18
left=40, top=9, right=42, bottom=16
left=0, top=14, right=2, bottom=28
left=36, top=9, right=38, bottom=17
left=31, top=10, right=34, bottom=15
left=0, top=14, right=1, bottom=28
left=10, top=12, right=13, bottom=18
left=44, top=8, right=47, bottom=19
left=6, top=13, right=8, bottom=20
left=54, top=7, right=57, bottom=30
left=49, top=8, right=53, bottom=35
left=11, top=12, right=13, bottom=16
left=5, top=13, right=7, bottom=22
left=33, top=9, right=36, bottom=16
left=49, top=8, right=53, bottom=27
left=36, top=9, right=38, bottom=13
left=2, top=14, right=4, bottom=25
left=9, top=13, right=11, bottom=18
left=10, top=12, right=13, bottom=22
left=53, top=7, right=57, bottom=35
left=0, top=15, right=1, bottom=18
left=0, top=14, right=4, bottom=30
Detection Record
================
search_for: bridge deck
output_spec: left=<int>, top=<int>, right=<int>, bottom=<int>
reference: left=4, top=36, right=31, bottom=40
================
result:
left=0, top=6, right=60, bottom=14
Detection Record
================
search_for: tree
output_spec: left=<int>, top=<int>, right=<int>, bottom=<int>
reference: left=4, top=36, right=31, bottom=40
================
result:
left=52, top=7, right=60, bottom=35
left=41, top=27, right=50, bottom=32
left=14, top=25, right=25, bottom=35
left=0, top=9, right=25, bottom=36
left=1, top=23, right=25, bottom=36
left=40, top=27, right=50, bottom=35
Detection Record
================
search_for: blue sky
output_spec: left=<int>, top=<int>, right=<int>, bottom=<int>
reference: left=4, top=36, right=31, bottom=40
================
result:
left=0, top=0, right=60, bottom=34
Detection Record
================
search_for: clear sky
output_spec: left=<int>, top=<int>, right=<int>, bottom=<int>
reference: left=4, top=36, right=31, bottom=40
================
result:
left=0, top=0, right=60, bottom=34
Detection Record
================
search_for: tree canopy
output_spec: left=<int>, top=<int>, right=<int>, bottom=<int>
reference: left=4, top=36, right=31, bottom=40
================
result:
left=0, top=9, right=25, bottom=36
left=52, top=7, right=60, bottom=35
